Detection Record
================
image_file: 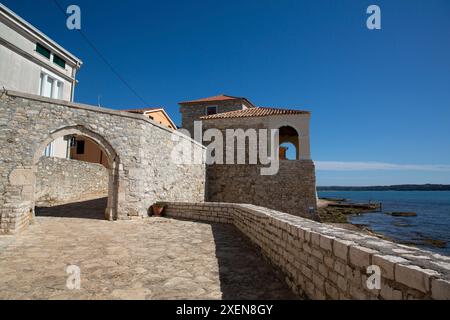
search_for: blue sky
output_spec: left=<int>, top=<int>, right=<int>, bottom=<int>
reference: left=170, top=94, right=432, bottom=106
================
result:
left=3, top=0, right=450, bottom=185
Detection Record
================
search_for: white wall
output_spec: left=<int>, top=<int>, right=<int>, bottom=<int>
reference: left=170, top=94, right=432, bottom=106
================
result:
left=0, top=13, right=76, bottom=101
left=52, top=137, right=69, bottom=159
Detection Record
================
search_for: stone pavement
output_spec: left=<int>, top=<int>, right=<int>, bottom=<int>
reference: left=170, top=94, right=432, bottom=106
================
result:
left=0, top=199, right=296, bottom=300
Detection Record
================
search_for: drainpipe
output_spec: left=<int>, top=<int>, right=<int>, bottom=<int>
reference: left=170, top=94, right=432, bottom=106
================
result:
left=70, top=72, right=77, bottom=102
left=70, top=61, right=81, bottom=102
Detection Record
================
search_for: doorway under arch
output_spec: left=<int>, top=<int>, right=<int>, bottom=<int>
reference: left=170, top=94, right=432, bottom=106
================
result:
left=33, top=125, right=120, bottom=221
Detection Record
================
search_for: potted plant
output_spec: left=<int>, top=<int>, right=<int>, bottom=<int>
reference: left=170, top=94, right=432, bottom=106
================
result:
left=151, top=202, right=167, bottom=217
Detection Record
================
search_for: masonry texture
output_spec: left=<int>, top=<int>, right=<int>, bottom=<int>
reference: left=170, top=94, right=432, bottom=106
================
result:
left=0, top=91, right=206, bottom=234
left=36, top=157, right=108, bottom=206
left=207, top=161, right=317, bottom=218
left=201, top=114, right=316, bottom=217
left=165, top=202, right=450, bottom=300
left=0, top=203, right=296, bottom=300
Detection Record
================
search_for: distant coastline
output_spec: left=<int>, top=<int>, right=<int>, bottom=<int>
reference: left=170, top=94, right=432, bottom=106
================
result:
left=317, top=184, right=450, bottom=191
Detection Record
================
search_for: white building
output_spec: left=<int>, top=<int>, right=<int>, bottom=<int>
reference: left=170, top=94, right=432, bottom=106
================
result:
left=0, top=3, right=82, bottom=158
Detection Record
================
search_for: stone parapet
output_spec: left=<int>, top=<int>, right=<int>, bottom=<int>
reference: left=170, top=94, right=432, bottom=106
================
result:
left=165, top=202, right=450, bottom=300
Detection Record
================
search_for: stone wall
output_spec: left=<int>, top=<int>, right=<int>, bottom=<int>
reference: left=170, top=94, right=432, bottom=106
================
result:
left=201, top=114, right=316, bottom=218
left=35, top=157, right=109, bottom=206
left=207, top=160, right=318, bottom=218
left=0, top=90, right=206, bottom=234
left=165, top=202, right=450, bottom=300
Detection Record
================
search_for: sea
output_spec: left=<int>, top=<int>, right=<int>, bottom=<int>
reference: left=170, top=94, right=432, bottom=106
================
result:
left=317, top=191, right=450, bottom=256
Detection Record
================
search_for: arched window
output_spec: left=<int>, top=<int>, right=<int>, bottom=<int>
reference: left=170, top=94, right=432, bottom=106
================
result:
left=278, top=126, right=299, bottom=160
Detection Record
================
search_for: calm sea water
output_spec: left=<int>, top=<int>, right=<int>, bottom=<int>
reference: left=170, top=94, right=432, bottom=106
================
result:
left=318, top=191, right=450, bottom=255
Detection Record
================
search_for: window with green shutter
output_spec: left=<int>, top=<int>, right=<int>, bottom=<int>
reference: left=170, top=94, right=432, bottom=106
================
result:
left=53, top=54, right=66, bottom=69
left=36, top=43, right=51, bottom=59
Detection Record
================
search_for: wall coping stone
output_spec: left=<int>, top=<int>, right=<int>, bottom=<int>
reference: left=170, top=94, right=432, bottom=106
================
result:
left=3, top=90, right=206, bottom=149
left=167, top=202, right=450, bottom=299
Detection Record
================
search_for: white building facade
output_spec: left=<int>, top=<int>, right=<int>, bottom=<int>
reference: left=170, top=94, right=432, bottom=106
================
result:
left=0, top=3, right=82, bottom=158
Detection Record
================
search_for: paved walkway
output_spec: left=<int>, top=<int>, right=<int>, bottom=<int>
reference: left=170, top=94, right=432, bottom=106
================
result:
left=0, top=199, right=296, bottom=300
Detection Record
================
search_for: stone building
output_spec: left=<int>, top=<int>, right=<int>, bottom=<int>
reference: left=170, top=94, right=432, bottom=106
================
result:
left=179, top=94, right=318, bottom=218
left=179, top=94, right=256, bottom=139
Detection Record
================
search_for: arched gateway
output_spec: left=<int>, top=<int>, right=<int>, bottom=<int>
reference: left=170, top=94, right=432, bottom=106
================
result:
left=0, top=90, right=206, bottom=234
left=33, top=125, right=120, bottom=221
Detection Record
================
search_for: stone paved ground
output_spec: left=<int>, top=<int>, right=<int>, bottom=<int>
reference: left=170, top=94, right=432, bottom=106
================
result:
left=0, top=199, right=297, bottom=300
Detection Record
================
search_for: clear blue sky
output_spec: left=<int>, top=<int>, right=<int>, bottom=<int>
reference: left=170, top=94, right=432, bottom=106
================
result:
left=4, top=0, right=450, bottom=185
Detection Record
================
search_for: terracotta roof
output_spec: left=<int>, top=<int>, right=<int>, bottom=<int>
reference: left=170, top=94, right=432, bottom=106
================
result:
left=122, top=107, right=178, bottom=129
left=200, top=107, right=310, bottom=120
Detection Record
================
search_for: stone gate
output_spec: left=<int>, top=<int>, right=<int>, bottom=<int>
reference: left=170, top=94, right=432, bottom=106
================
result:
left=0, top=90, right=206, bottom=234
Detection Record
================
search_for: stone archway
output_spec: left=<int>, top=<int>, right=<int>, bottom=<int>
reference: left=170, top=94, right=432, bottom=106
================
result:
left=1, top=92, right=206, bottom=235
left=32, top=125, right=120, bottom=221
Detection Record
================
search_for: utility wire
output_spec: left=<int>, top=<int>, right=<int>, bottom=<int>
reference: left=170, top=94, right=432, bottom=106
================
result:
left=51, top=0, right=150, bottom=107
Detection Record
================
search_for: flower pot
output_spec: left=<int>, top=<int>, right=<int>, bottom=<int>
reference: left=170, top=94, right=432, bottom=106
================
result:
left=152, top=205, right=165, bottom=217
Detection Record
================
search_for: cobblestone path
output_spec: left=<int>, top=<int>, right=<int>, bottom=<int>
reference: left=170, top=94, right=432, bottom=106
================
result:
left=0, top=199, right=296, bottom=300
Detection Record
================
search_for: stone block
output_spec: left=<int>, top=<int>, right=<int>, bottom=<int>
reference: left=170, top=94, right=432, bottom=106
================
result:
left=349, top=246, right=378, bottom=268
left=333, top=239, right=354, bottom=262
left=313, top=273, right=325, bottom=290
left=372, top=254, right=409, bottom=281
left=311, top=232, right=321, bottom=247
left=431, top=278, right=450, bottom=300
left=334, top=259, right=346, bottom=276
left=395, top=264, right=440, bottom=293
left=380, top=282, right=403, bottom=300
left=325, top=281, right=339, bottom=300
left=319, top=235, right=334, bottom=252
left=337, top=275, right=348, bottom=292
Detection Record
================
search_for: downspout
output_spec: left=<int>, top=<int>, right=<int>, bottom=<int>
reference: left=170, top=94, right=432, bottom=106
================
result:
left=70, top=61, right=81, bottom=102
left=70, top=70, right=77, bottom=102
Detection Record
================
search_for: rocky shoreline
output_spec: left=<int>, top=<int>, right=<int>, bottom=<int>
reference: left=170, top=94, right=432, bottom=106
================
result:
left=317, top=198, right=388, bottom=239
left=317, top=198, right=448, bottom=251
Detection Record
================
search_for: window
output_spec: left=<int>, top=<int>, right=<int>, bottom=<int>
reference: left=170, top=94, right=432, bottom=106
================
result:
left=36, top=43, right=51, bottom=59
left=76, top=140, right=85, bottom=155
left=39, top=72, right=63, bottom=99
left=53, top=54, right=66, bottom=69
left=206, top=106, right=218, bottom=116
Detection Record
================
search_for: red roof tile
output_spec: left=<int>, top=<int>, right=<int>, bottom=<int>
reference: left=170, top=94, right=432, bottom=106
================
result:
left=200, top=107, right=310, bottom=120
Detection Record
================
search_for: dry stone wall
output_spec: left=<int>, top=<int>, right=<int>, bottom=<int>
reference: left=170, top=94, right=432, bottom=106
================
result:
left=35, top=157, right=109, bottom=206
left=165, top=202, right=450, bottom=300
